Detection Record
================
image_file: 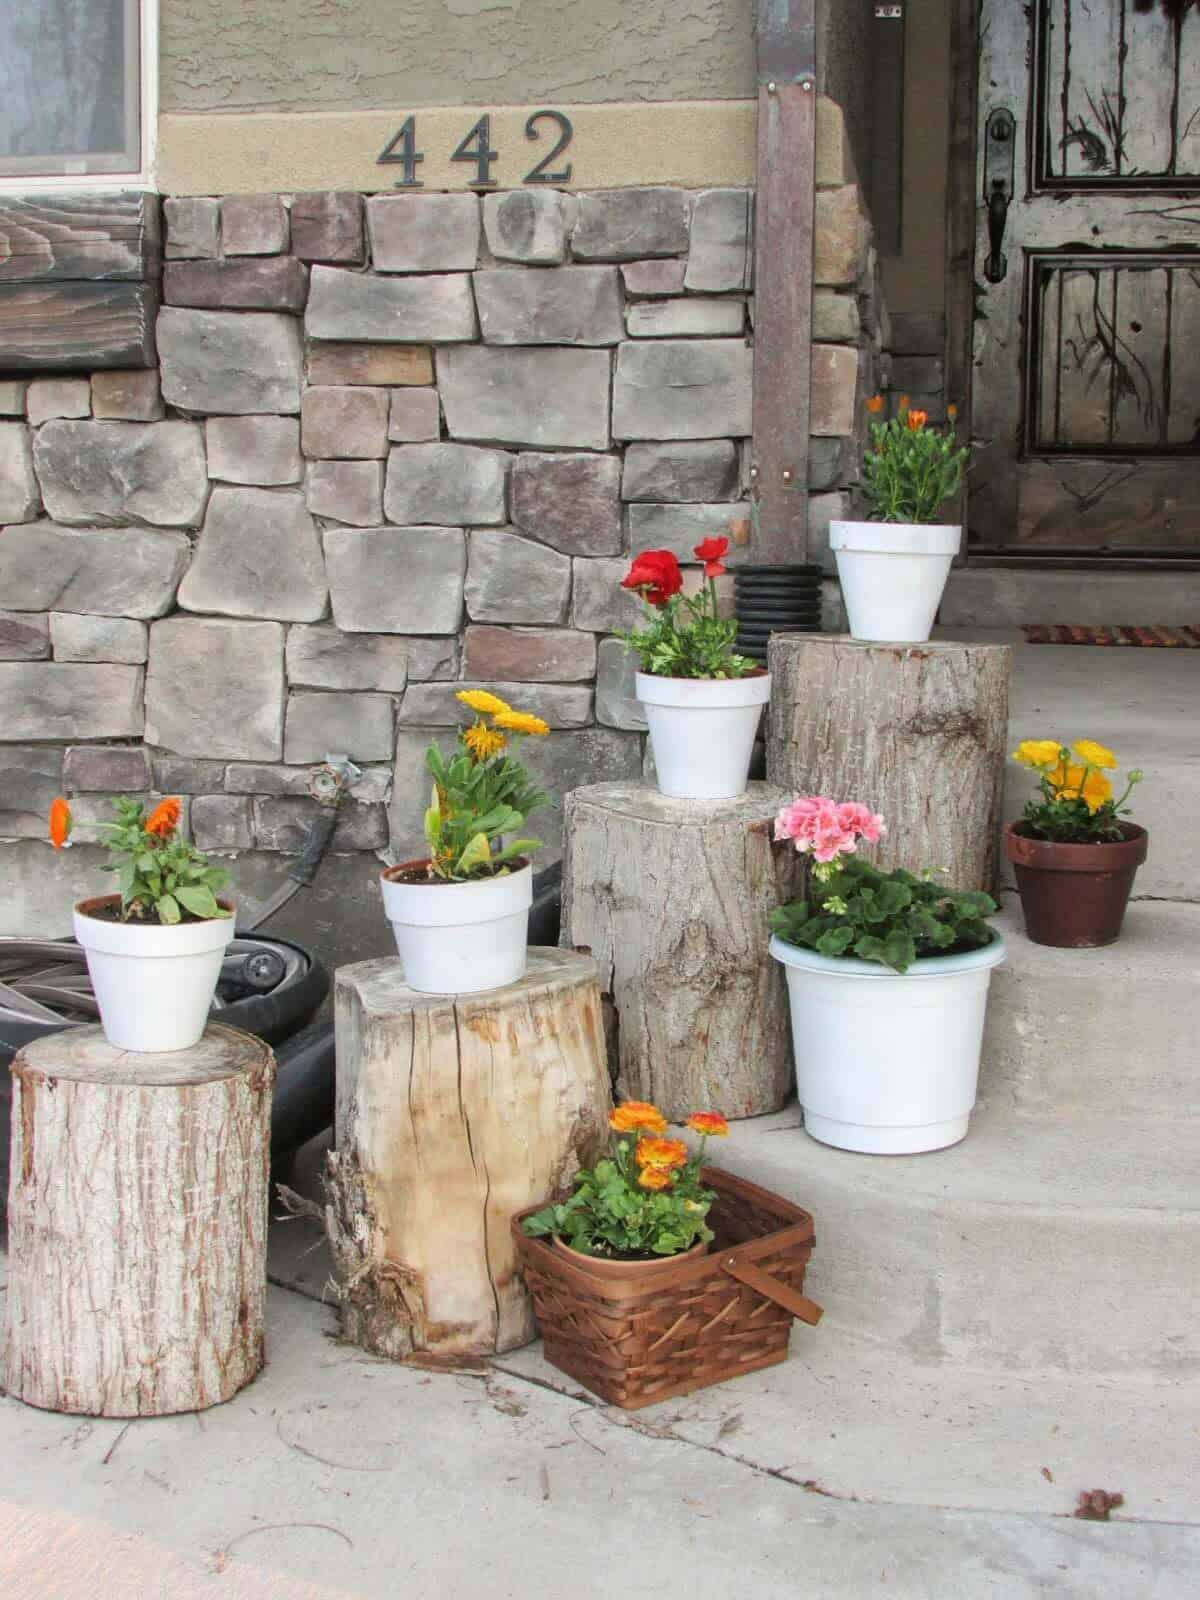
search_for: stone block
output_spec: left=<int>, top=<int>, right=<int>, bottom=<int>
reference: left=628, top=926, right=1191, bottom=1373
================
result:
left=806, top=491, right=849, bottom=573
left=383, top=443, right=508, bottom=526
left=164, top=197, right=219, bottom=259
left=178, top=486, right=328, bottom=622
left=0, top=380, right=27, bottom=416
left=152, top=758, right=228, bottom=794
left=684, top=189, right=753, bottom=292
left=254, top=794, right=388, bottom=852
left=26, top=379, right=90, bottom=426
left=286, top=625, right=410, bottom=692
left=397, top=680, right=593, bottom=729
left=290, top=192, right=365, bottom=264
left=572, top=189, right=690, bottom=260
left=595, top=635, right=646, bottom=731
left=621, top=440, right=738, bottom=503
left=465, top=529, right=571, bottom=624
left=571, top=558, right=645, bottom=633
left=807, top=435, right=852, bottom=493
left=326, top=526, right=465, bottom=634
left=206, top=415, right=303, bottom=485
left=812, top=289, right=861, bottom=343
left=0, top=611, right=49, bottom=659
left=158, top=308, right=303, bottom=415
left=612, top=340, right=753, bottom=441
left=811, top=343, right=859, bottom=436
left=404, top=636, right=459, bottom=680
left=63, top=745, right=151, bottom=793
left=0, top=524, right=189, bottom=618
left=462, top=625, right=596, bottom=683
left=510, top=451, right=621, bottom=556
left=0, top=424, right=40, bottom=522
left=482, top=190, right=576, bottom=265
left=0, top=663, right=144, bottom=741
left=50, top=613, right=148, bottom=663
left=440, top=347, right=610, bottom=450
left=221, top=194, right=289, bottom=256
left=223, top=761, right=389, bottom=804
left=621, top=259, right=687, bottom=296
left=387, top=389, right=440, bottom=443
left=367, top=193, right=481, bottom=272
left=191, top=794, right=254, bottom=851
left=306, top=459, right=384, bottom=525
left=307, top=343, right=433, bottom=387
left=890, top=355, right=945, bottom=394
left=301, top=386, right=390, bottom=460
left=33, top=419, right=207, bottom=528
left=815, top=96, right=854, bottom=189
left=626, top=298, right=745, bottom=338
left=284, top=691, right=394, bottom=763
left=306, top=266, right=476, bottom=343
left=90, top=370, right=165, bottom=422
left=628, top=502, right=753, bottom=564
left=164, top=257, right=309, bottom=314
left=474, top=266, right=623, bottom=346
left=814, top=186, right=868, bottom=287
left=890, top=312, right=946, bottom=355
left=145, top=617, right=285, bottom=760
left=0, top=745, right=62, bottom=829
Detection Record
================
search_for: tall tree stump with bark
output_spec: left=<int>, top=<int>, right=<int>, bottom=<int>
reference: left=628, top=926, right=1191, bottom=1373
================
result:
left=561, top=782, right=802, bottom=1121
left=3, top=1024, right=273, bottom=1417
left=330, top=947, right=611, bottom=1361
left=766, top=635, right=1012, bottom=890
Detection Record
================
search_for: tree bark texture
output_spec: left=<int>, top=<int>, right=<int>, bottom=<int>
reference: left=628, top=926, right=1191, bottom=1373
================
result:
left=331, top=947, right=611, bottom=1361
left=3, top=1024, right=273, bottom=1417
left=765, top=635, right=1012, bottom=891
left=561, top=782, right=802, bottom=1121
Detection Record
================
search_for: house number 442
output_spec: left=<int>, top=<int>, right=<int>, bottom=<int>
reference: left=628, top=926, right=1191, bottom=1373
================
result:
left=376, top=112, right=574, bottom=188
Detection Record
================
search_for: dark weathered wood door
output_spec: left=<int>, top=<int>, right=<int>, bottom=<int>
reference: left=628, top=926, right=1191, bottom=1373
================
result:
left=971, top=0, right=1200, bottom=553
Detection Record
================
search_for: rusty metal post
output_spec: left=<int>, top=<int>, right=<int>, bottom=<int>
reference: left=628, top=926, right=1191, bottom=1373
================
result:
left=751, top=0, right=817, bottom=562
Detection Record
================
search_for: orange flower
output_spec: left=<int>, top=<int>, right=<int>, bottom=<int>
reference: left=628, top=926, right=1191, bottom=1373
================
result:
left=685, top=1112, right=729, bottom=1138
left=946, top=403, right=958, bottom=421
left=48, top=796, right=72, bottom=850
left=634, top=1137, right=688, bottom=1172
left=638, top=1166, right=674, bottom=1191
left=610, top=1101, right=668, bottom=1136
left=905, top=409, right=928, bottom=431
left=865, top=394, right=885, bottom=414
left=144, top=797, right=182, bottom=838
left=897, top=394, right=910, bottom=411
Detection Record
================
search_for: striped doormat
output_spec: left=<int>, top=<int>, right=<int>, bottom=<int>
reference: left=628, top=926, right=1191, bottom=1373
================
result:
left=1022, top=624, right=1200, bottom=647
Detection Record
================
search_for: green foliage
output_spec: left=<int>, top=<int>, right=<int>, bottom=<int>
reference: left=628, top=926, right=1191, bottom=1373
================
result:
left=861, top=407, right=971, bottom=524
left=522, top=1142, right=716, bottom=1259
left=101, top=797, right=230, bottom=925
left=770, top=856, right=997, bottom=974
left=424, top=734, right=547, bottom=882
left=617, top=586, right=756, bottom=680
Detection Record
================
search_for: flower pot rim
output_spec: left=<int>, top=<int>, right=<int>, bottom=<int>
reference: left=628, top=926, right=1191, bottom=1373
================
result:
left=769, top=928, right=1006, bottom=980
left=633, top=666, right=770, bottom=682
left=829, top=519, right=961, bottom=556
left=551, top=1236, right=708, bottom=1275
left=1004, top=819, right=1148, bottom=870
left=381, top=856, right=533, bottom=886
left=74, top=892, right=236, bottom=926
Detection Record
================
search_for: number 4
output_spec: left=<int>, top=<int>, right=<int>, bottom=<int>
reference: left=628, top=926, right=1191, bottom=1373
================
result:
left=377, top=117, right=424, bottom=188
left=452, top=115, right=498, bottom=188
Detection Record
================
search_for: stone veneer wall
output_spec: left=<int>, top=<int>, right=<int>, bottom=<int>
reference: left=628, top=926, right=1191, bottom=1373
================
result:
left=0, top=159, right=882, bottom=959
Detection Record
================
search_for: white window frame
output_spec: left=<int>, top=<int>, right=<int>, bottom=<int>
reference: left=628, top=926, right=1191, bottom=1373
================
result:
left=0, top=0, right=158, bottom=191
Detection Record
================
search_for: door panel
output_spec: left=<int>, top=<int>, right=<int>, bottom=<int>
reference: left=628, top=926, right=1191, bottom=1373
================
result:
left=972, top=0, right=1200, bottom=552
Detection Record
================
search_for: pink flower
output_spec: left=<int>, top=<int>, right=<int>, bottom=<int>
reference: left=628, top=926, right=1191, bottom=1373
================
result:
left=836, top=802, right=885, bottom=844
left=773, top=794, right=887, bottom=867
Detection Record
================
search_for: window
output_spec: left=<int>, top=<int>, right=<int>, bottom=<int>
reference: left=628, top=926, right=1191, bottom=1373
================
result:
left=0, top=0, right=153, bottom=181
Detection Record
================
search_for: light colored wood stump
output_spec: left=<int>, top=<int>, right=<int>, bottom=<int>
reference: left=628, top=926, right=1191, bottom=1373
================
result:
left=561, top=781, right=802, bottom=1121
left=3, top=1024, right=273, bottom=1417
left=330, top=947, right=611, bottom=1361
left=766, top=634, right=1012, bottom=891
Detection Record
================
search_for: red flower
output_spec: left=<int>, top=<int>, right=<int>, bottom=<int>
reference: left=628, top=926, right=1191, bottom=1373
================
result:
left=693, top=536, right=729, bottom=579
left=620, top=549, right=683, bottom=608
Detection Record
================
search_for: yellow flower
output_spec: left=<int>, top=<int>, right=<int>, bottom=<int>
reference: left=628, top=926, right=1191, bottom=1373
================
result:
left=1058, top=765, right=1113, bottom=812
left=456, top=689, right=511, bottom=717
left=493, top=709, right=550, bottom=737
left=1071, top=739, right=1118, bottom=771
left=1012, top=739, right=1064, bottom=771
left=463, top=722, right=506, bottom=761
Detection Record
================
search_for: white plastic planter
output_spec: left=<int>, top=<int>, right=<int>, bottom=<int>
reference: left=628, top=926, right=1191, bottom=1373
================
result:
left=829, top=521, right=961, bottom=643
left=636, top=672, right=772, bottom=800
left=770, top=931, right=1006, bottom=1153
left=74, top=896, right=236, bottom=1053
left=381, top=859, right=533, bottom=995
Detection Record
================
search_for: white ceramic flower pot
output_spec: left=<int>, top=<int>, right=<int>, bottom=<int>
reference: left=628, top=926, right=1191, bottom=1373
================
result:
left=380, top=859, right=533, bottom=995
left=74, top=896, right=236, bottom=1053
left=829, top=521, right=961, bottom=643
left=770, top=931, right=1006, bottom=1154
left=636, top=671, right=772, bottom=800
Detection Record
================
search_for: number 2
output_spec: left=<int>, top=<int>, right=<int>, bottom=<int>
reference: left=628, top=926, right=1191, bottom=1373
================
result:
left=523, top=110, right=573, bottom=184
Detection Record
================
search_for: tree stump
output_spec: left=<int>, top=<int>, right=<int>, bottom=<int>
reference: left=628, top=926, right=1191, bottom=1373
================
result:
left=766, top=635, right=1012, bottom=891
left=330, top=947, right=611, bottom=1361
left=3, top=1024, right=273, bottom=1417
left=561, top=781, right=802, bottom=1121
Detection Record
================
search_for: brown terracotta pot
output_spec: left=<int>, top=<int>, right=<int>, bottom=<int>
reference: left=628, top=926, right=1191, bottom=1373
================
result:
left=1003, top=821, right=1148, bottom=948
left=552, top=1236, right=707, bottom=1277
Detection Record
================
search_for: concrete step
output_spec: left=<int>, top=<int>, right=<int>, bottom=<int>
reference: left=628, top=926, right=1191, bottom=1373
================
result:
left=942, top=567, right=1200, bottom=627
left=981, top=902, right=1200, bottom=1115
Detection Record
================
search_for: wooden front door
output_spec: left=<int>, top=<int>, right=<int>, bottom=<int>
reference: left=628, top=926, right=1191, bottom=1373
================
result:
left=970, top=0, right=1200, bottom=554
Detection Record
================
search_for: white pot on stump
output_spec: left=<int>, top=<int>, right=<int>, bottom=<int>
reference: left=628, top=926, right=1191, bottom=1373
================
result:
left=830, top=521, right=960, bottom=643
left=636, top=671, right=772, bottom=801
left=381, top=860, right=533, bottom=996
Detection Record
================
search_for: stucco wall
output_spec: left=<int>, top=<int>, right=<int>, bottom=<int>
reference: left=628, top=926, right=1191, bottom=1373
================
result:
left=160, top=0, right=756, bottom=113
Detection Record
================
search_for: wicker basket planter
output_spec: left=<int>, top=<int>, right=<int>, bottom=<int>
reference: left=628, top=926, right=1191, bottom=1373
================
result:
left=513, top=1167, right=822, bottom=1410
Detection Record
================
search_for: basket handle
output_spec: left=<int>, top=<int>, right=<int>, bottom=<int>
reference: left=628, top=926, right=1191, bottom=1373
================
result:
left=719, top=1255, right=823, bottom=1326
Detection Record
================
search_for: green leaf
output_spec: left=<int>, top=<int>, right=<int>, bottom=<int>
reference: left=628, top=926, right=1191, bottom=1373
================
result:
left=156, top=893, right=182, bottom=925
left=176, top=884, right=221, bottom=920
left=454, top=832, right=493, bottom=875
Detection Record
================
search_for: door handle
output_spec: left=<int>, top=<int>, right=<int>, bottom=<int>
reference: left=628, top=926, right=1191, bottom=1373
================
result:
left=983, top=107, right=1016, bottom=284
